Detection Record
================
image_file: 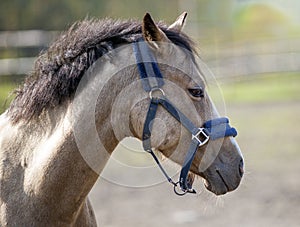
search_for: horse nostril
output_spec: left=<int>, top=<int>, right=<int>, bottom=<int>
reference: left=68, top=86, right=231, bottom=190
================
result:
left=239, top=159, right=244, bottom=177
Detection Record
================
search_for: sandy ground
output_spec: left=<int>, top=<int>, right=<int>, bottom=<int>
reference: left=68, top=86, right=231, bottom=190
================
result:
left=89, top=101, right=300, bottom=227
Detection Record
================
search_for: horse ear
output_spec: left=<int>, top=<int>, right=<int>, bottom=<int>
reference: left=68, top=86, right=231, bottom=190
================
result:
left=142, top=13, right=169, bottom=49
left=168, top=12, right=188, bottom=32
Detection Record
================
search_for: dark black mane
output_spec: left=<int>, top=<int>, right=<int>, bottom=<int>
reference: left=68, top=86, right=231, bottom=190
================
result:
left=8, top=18, right=195, bottom=123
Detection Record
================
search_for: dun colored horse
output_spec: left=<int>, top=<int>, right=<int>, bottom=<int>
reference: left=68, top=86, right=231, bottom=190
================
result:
left=0, top=13, right=244, bottom=226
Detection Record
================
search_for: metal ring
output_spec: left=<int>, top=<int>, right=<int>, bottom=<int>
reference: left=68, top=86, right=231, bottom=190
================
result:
left=173, top=183, right=188, bottom=196
left=149, top=88, right=165, bottom=99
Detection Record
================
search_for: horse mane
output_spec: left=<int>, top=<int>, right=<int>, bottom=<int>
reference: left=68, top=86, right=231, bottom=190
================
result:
left=8, top=18, right=196, bottom=123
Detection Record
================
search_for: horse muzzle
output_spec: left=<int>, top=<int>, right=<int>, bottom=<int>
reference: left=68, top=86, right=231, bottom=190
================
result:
left=202, top=156, right=244, bottom=195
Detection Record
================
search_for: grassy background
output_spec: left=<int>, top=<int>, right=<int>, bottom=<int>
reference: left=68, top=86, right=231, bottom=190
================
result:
left=0, top=78, right=17, bottom=114
left=220, top=73, right=300, bottom=104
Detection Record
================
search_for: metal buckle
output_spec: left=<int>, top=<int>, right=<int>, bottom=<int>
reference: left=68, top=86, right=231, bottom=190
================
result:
left=192, top=128, right=210, bottom=146
left=149, top=88, right=165, bottom=99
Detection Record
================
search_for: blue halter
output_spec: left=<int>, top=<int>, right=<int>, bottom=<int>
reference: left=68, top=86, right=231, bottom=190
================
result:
left=132, top=38, right=237, bottom=195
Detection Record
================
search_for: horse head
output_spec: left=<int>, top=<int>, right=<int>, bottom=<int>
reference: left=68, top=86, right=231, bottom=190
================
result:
left=127, top=13, right=244, bottom=195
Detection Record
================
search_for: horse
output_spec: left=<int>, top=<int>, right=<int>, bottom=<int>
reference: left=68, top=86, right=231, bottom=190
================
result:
left=0, top=12, right=244, bottom=226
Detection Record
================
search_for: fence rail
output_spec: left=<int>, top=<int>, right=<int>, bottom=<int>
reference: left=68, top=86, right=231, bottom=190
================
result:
left=0, top=30, right=58, bottom=48
left=0, top=31, right=299, bottom=77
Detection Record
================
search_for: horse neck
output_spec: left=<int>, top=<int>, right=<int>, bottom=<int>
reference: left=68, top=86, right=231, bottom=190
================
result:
left=0, top=49, right=138, bottom=222
left=0, top=97, right=116, bottom=223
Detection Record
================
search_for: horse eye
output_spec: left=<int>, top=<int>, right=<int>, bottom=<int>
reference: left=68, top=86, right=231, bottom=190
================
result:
left=188, top=87, right=204, bottom=98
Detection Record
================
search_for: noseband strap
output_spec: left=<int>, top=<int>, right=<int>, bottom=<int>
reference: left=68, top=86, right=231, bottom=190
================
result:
left=132, top=39, right=237, bottom=195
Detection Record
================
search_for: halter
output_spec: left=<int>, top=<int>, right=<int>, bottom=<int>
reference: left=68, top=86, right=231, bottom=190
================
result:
left=132, top=39, right=237, bottom=196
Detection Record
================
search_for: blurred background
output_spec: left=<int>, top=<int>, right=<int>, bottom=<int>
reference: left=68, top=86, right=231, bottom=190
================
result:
left=0, top=0, right=299, bottom=226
